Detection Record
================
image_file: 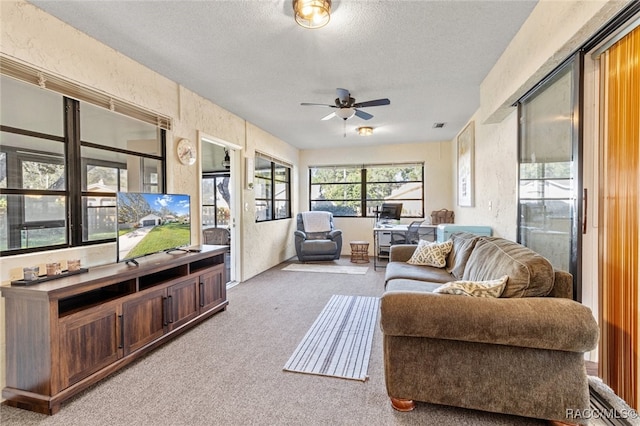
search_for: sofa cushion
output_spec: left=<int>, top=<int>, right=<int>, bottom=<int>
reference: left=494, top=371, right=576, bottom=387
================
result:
left=463, top=237, right=554, bottom=298
left=407, top=240, right=453, bottom=267
left=433, top=275, right=508, bottom=298
left=386, top=278, right=443, bottom=293
left=385, top=262, right=454, bottom=284
left=446, top=232, right=481, bottom=279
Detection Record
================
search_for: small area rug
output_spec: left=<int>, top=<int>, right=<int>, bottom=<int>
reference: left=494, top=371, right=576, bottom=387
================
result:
left=282, top=263, right=368, bottom=275
left=283, top=294, right=379, bottom=381
left=588, top=376, right=639, bottom=425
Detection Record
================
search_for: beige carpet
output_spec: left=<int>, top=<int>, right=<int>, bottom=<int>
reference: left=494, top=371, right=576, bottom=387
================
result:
left=284, top=294, right=379, bottom=381
left=282, top=263, right=369, bottom=274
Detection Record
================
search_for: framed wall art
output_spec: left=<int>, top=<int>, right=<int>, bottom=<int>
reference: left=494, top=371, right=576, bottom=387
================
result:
left=457, top=121, right=475, bottom=207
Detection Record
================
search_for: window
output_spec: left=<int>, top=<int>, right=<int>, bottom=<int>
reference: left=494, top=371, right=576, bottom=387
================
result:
left=254, top=154, right=291, bottom=222
left=309, top=163, right=424, bottom=217
left=0, top=75, right=166, bottom=255
left=517, top=59, right=578, bottom=275
left=202, top=173, right=231, bottom=228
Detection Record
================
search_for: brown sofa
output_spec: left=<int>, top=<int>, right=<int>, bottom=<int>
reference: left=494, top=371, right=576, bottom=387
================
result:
left=380, top=232, right=599, bottom=424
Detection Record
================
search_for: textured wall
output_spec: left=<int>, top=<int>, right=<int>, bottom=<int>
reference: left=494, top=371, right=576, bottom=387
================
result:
left=481, top=0, right=631, bottom=123
left=452, top=111, right=519, bottom=240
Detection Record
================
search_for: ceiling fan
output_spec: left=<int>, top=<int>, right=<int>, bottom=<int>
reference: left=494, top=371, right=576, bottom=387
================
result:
left=301, top=88, right=390, bottom=121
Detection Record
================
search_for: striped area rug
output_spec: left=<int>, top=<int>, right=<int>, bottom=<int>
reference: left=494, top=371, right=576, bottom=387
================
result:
left=283, top=294, right=379, bottom=381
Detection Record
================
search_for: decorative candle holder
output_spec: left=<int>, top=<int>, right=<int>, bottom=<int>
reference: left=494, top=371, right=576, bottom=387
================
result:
left=67, top=259, right=81, bottom=272
left=46, top=262, right=61, bottom=276
left=23, top=266, right=40, bottom=281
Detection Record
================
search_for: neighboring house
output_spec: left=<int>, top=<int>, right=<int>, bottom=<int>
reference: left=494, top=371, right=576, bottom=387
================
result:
left=139, top=214, right=161, bottom=227
left=385, top=182, right=423, bottom=217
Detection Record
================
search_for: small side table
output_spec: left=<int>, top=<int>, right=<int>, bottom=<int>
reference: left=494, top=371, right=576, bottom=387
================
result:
left=350, top=241, right=370, bottom=264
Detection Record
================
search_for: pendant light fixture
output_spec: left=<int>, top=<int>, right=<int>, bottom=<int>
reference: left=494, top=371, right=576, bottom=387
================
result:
left=293, top=0, right=331, bottom=29
left=222, top=149, right=231, bottom=170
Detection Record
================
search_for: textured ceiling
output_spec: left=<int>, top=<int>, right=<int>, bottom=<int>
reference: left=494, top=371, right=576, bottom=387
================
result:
left=28, top=0, right=538, bottom=150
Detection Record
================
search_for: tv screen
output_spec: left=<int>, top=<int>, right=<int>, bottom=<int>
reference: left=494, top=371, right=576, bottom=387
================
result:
left=379, top=203, right=403, bottom=221
left=116, top=192, right=191, bottom=263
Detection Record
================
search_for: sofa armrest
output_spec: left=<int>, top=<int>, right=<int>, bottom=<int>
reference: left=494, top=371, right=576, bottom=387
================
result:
left=328, top=229, right=342, bottom=240
left=294, top=230, right=307, bottom=240
left=380, top=291, right=598, bottom=353
left=548, top=270, right=573, bottom=299
left=389, top=244, right=417, bottom=262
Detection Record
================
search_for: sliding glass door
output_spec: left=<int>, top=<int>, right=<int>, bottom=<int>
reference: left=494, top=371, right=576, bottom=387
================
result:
left=517, top=57, right=581, bottom=299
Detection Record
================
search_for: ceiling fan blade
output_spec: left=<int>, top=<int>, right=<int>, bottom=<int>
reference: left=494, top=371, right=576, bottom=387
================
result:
left=301, top=102, right=336, bottom=107
left=354, top=109, right=373, bottom=120
left=352, top=98, right=391, bottom=108
left=336, top=88, right=350, bottom=103
left=321, top=112, right=336, bottom=121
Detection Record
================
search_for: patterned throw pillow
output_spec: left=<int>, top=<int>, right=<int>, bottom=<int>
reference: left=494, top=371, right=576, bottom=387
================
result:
left=433, top=275, right=509, bottom=298
left=407, top=240, right=454, bottom=267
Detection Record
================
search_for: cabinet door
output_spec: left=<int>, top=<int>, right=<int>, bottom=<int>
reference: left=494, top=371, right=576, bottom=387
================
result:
left=199, top=265, right=226, bottom=313
left=121, top=287, right=166, bottom=356
left=58, top=302, right=121, bottom=388
left=167, top=278, right=199, bottom=330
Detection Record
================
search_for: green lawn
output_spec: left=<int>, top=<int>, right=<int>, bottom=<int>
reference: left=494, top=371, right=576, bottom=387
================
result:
left=126, top=223, right=190, bottom=259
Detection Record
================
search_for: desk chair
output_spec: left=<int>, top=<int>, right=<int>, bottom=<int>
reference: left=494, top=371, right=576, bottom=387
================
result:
left=390, top=220, right=424, bottom=245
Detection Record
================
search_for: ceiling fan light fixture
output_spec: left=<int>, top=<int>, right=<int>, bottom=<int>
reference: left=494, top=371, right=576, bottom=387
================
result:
left=293, top=0, right=331, bottom=29
left=357, top=126, right=373, bottom=136
left=335, top=107, right=355, bottom=120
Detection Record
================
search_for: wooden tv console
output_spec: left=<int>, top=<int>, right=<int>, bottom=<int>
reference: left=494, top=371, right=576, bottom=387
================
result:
left=1, top=245, right=229, bottom=415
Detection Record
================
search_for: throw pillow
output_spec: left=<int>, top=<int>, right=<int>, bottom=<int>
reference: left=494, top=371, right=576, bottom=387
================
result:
left=433, top=275, right=509, bottom=298
left=407, top=240, right=453, bottom=268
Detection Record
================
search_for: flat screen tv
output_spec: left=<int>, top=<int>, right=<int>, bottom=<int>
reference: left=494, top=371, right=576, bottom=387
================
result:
left=379, top=203, right=403, bottom=222
left=116, top=192, right=191, bottom=264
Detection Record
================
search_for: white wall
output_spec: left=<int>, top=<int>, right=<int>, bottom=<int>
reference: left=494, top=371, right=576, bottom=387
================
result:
left=241, top=123, right=300, bottom=280
left=299, top=141, right=453, bottom=252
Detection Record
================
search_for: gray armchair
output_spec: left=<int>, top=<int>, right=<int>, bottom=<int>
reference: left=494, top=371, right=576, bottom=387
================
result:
left=294, top=212, right=342, bottom=262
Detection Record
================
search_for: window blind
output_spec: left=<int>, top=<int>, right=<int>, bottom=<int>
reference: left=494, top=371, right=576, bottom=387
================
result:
left=0, top=55, right=172, bottom=130
left=255, top=151, right=293, bottom=169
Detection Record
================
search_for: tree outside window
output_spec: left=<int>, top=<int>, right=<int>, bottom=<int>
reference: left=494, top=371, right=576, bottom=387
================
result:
left=309, top=163, right=424, bottom=218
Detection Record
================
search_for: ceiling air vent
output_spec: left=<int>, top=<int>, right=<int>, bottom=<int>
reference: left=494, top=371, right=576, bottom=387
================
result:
left=432, top=122, right=446, bottom=128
